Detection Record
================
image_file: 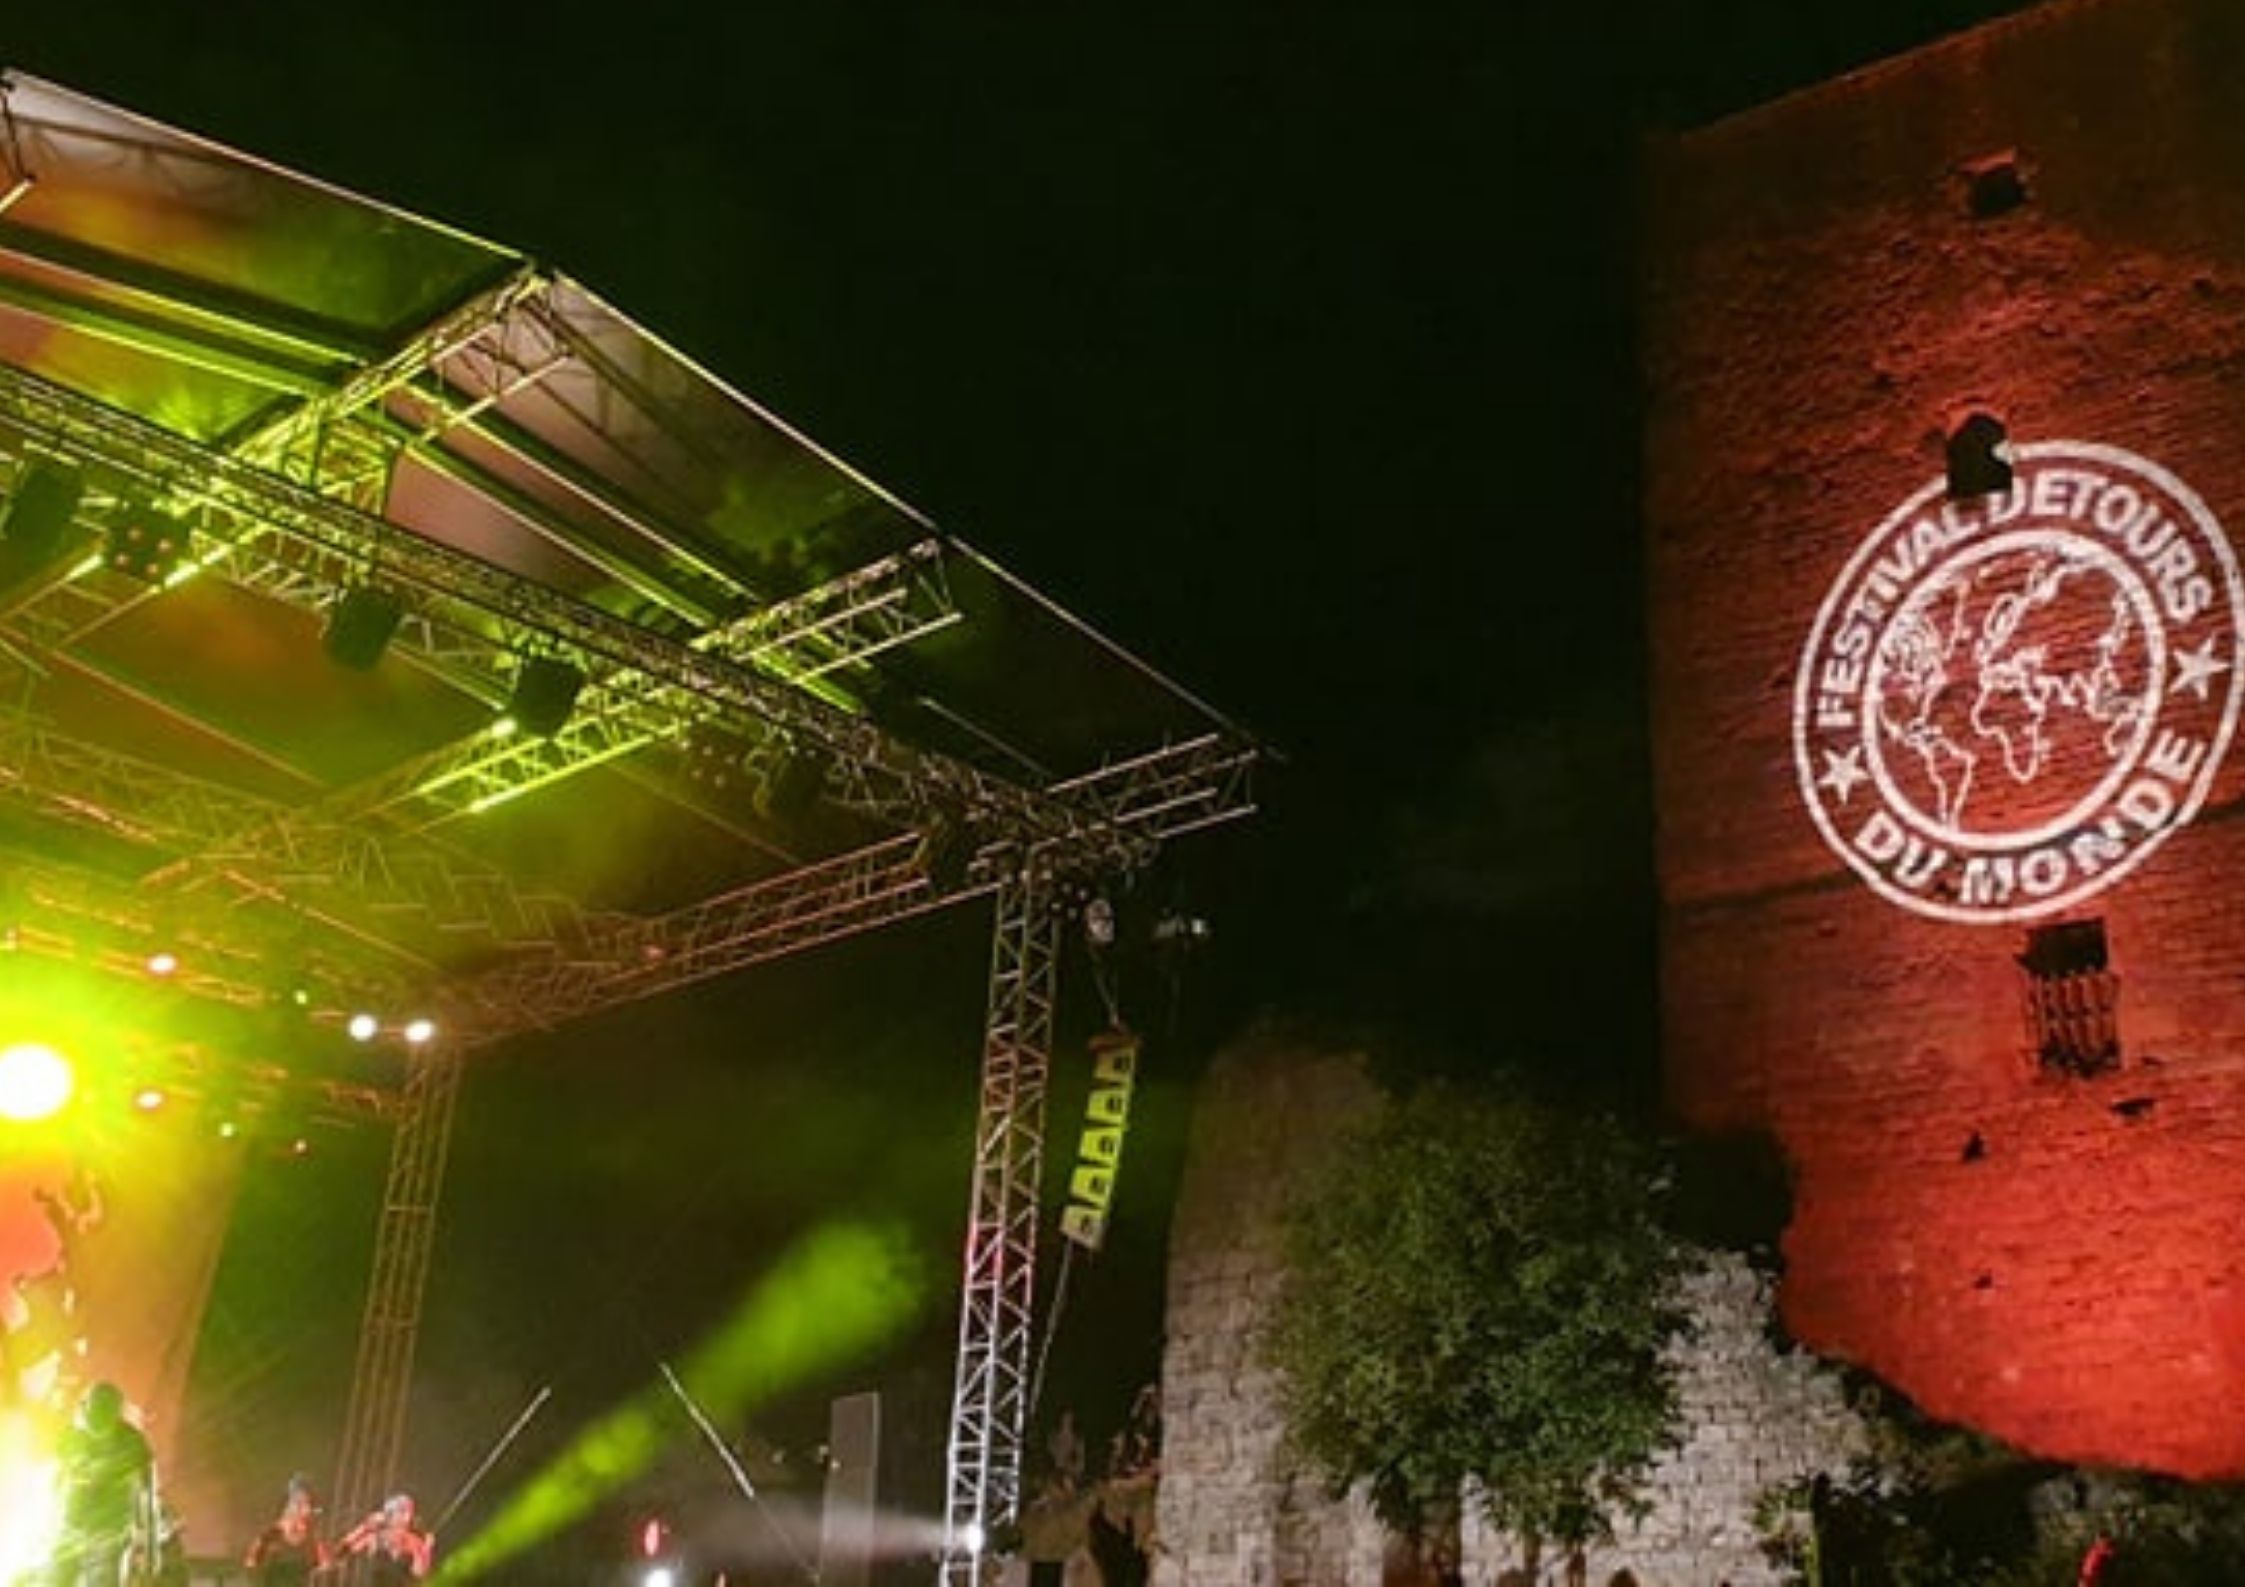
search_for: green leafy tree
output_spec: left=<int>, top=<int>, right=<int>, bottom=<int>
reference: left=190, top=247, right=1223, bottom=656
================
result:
left=1265, top=1079, right=1686, bottom=1551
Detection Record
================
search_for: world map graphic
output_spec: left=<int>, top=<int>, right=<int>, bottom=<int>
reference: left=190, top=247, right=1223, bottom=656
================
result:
left=1871, top=545, right=2153, bottom=838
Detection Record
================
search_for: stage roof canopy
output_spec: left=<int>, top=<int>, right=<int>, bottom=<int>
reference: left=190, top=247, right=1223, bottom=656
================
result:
left=0, top=71, right=1255, bottom=1048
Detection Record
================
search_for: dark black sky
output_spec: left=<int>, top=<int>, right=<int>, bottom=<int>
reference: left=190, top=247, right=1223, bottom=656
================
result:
left=8, top=0, right=2034, bottom=1569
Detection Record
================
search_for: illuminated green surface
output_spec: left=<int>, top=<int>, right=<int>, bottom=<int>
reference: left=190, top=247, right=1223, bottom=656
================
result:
left=434, top=1220, right=926, bottom=1583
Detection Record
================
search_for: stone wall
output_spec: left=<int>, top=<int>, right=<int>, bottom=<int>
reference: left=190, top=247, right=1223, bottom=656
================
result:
left=1154, top=1032, right=1389, bottom=1587
left=1153, top=1034, right=1865, bottom=1587
left=1462, top=1257, right=1867, bottom=1587
left=1645, top=0, right=2245, bottom=1477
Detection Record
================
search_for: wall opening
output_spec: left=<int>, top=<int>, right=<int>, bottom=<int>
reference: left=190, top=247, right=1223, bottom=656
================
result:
left=2017, top=919, right=2119, bottom=1077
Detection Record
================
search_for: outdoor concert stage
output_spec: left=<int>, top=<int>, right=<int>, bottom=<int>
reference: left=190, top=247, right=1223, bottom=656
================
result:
left=0, top=71, right=1253, bottom=1584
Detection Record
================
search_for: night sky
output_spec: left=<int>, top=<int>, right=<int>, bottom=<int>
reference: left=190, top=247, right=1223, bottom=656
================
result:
left=7, top=1, right=2034, bottom=1572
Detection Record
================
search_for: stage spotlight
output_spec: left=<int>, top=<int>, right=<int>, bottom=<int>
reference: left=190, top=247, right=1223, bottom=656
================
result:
left=0, top=1042, right=74, bottom=1122
left=1152, top=911, right=1213, bottom=947
left=0, top=457, right=84, bottom=574
left=961, top=1521, right=987, bottom=1557
left=323, top=586, right=404, bottom=670
left=145, top=949, right=179, bottom=978
left=347, top=1012, right=379, bottom=1043
left=1946, top=412, right=2012, bottom=499
left=919, top=810, right=976, bottom=893
left=403, top=1017, right=436, bottom=1046
left=133, top=1087, right=167, bottom=1112
left=216, top=1119, right=239, bottom=1140
left=289, top=1137, right=312, bottom=1158
left=508, top=656, right=585, bottom=737
left=680, top=725, right=752, bottom=791
left=642, top=1569, right=674, bottom=1587
left=756, top=742, right=832, bottom=823
left=105, top=502, right=190, bottom=583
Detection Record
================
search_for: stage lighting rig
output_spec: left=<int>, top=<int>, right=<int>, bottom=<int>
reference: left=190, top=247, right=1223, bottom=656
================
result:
left=104, top=501, right=191, bottom=583
left=1151, top=911, right=1212, bottom=948
left=755, top=741, right=831, bottom=823
left=919, top=808, right=978, bottom=893
left=507, top=654, right=585, bottom=737
left=324, top=586, right=404, bottom=670
left=0, top=456, right=83, bottom=576
left=679, top=723, right=754, bottom=792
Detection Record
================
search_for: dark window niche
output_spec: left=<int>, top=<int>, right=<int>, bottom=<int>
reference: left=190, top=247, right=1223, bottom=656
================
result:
left=2017, top=919, right=2120, bottom=1078
left=1964, top=151, right=2029, bottom=219
left=1946, top=411, right=2013, bottom=499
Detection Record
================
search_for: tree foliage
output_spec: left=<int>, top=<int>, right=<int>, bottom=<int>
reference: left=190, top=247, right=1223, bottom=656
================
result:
left=1755, top=1383, right=2245, bottom=1587
left=1264, top=1079, right=1686, bottom=1548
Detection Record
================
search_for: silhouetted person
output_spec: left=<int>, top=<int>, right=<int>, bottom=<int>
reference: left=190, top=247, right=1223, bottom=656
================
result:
left=1086, top=1499, right=1146, bottom=1587
left=337, top=1493, right=433, bottom=1582
left=245, top=1476, right=330, bottom=1587
left=47, top=1380, right=153, bottom=1587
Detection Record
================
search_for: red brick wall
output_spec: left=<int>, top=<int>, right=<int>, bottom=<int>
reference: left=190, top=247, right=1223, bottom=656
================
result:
left=1646, top=0, right=2245, bottom=1477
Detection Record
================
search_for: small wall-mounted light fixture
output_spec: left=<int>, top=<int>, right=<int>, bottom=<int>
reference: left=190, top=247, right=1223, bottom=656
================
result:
left=1963, top=150, right=2028, bottom=220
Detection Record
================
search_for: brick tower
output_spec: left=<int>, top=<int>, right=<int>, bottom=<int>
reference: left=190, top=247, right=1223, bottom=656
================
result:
left=1647, top=0, right=2245, bottom=1476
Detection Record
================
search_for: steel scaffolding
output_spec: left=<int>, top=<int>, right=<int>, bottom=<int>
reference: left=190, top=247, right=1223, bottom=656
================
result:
left=0, top=124, right=1257, bottom=1566
left=0, top=360, right=1132, bottom=849
left=331, top=1043, right=465, bottom=1539
left=941, top=875, right=1062, bottom=1587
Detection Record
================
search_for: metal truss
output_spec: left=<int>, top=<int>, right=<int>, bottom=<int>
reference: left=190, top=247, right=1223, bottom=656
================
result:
left=434, top=831, right=950, bottom=1041
left=0, top=270, right=554, bottom=659
left=331, top=1043, right=465, bottom=1536
left=0, top=701, right=302, bottom=855
left=24, top=540, right=964, bottom=981
left=0, top=702, right=624, bottom=995
left=0, top=152, right=1262, bottom=1587
left=1045, top=731, right=1258, bottom=844
left=431, top=734, right=1256, bottom=1046
left=0, top=314, right=1251, bottom=1587
left=233, top=268, right=550, bottom=485
left=0, top=360, right=1124, bottom=853
left=358, top=537, right=960, bottom=826
left=0, top=854, right=330, bottom=1008
left=941, top=875, right=1061, bottom=1587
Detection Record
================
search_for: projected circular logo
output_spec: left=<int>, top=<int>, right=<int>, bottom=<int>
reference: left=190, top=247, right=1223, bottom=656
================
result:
left=1794, top=441, right=2245, bottom=922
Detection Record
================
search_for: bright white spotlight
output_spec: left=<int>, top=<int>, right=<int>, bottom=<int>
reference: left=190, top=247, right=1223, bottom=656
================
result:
left=0, top=1043, right=73, bottom=1122
left=145, top=949, right=179, bottom=977
left=133, top=1087, right=167, bottom=1112
left=347, top=1013, right=379, bottom=1043
left=642, top=1568, right=675, bottom=1587
left=0, top=1410, right=64, bottom=1580
left=403, top=1017, right=436, bottom=1046
left=962, top=1522, right=986, bottom=1556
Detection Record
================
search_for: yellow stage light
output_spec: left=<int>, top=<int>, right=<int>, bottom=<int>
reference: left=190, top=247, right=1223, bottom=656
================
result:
left=0, top=1042, right=73, bottom=1122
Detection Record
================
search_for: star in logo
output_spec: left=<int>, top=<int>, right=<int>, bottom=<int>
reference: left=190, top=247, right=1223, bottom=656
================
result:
left=2171, top=635, right=2230, bottom=702
left=1817, top=746, right=1869, bottom=805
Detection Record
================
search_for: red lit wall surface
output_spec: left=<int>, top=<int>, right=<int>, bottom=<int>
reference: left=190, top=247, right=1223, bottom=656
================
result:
left=1646, top=0, right=2245, bottom=1476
